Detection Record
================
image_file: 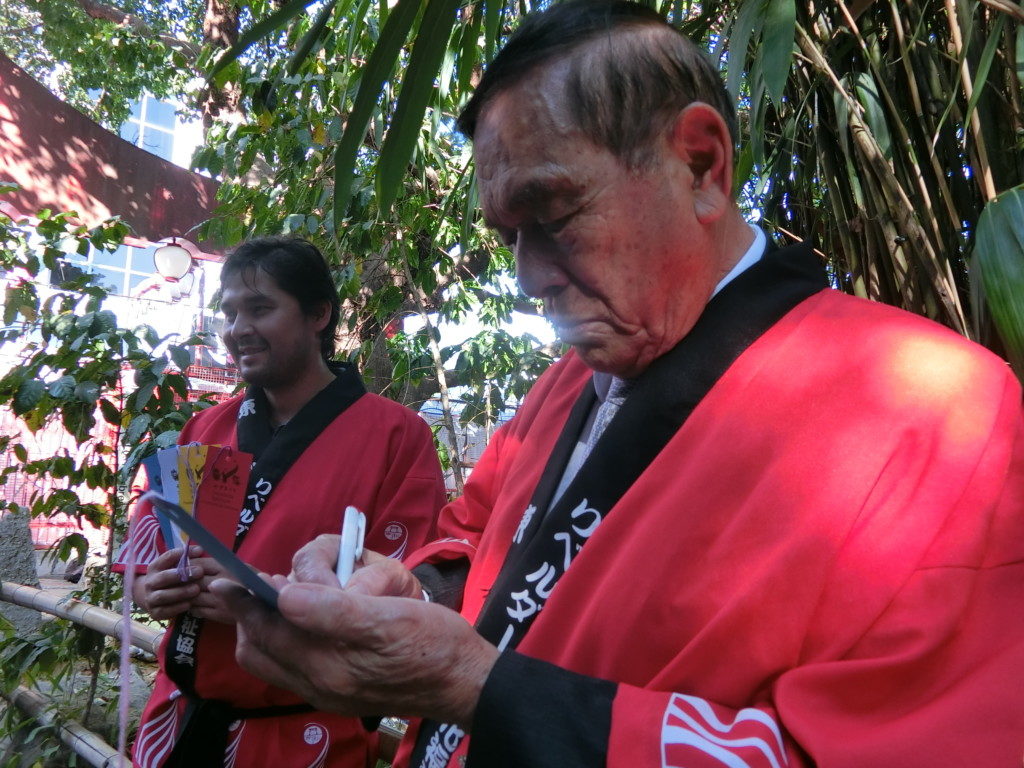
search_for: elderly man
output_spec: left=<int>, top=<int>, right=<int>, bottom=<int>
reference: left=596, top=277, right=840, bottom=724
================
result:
left=213, top=3, right=1024, bottom=767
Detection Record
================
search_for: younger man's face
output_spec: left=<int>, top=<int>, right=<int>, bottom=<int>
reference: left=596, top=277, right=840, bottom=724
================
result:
left=219, top=268, right=326, bottom=390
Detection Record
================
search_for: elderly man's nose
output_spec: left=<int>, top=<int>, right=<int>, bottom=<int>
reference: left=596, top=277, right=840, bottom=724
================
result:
left=515, top=232, right=566, bottom=298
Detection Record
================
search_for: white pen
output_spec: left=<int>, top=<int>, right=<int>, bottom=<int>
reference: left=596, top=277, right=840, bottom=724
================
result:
left=336, top=506, right=366, bottom=587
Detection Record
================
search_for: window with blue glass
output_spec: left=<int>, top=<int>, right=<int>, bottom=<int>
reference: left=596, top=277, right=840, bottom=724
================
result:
left=63, top=244, right=159, bottom=296
left=119, top=95, right=176, bottom=162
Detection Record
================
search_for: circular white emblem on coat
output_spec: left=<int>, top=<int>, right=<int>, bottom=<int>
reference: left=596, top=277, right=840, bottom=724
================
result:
left=384, top=522, right=406, bottom=541
left=304, top=724, right=324, bottom=745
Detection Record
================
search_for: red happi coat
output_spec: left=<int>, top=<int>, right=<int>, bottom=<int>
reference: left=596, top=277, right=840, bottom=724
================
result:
left=131, top=392, right=445, bottom=768
left=401, top=288, right=1024, bottom=767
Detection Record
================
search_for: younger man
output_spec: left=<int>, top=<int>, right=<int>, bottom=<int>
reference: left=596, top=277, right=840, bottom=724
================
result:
left=124, top=236, right=445, bottom=767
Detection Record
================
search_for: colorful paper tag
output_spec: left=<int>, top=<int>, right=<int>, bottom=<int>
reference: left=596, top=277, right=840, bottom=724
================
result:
left=194, top=446, right=252, bottom=548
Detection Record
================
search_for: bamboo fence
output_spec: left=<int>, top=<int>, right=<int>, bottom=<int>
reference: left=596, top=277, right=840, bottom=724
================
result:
left=0, top=581, right=404, bottom=764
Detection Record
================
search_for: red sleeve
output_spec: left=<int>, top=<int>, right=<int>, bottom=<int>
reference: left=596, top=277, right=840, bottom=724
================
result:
left=403, top=423, right=513, bottom=569
left=610, top=687, right=789, bottom=768
left=405, top=355, right=590, bottom=571
left=361, top=409, right=446, bottom=561
left=468, top=652, right=790, bottom=768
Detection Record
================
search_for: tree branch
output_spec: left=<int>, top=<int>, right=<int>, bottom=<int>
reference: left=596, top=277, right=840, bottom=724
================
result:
left=980, top=0, right=1024, bottom=22
left=73, top=0, right=202, bottom=62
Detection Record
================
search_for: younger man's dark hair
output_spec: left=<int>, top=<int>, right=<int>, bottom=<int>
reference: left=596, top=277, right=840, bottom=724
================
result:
left=457, top=0, right=737, bottom=167
left=221, top=236, right=341, bottom=360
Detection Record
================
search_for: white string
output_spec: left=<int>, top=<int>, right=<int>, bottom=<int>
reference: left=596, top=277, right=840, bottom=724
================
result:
left=117, top=512, right=137, bottom=766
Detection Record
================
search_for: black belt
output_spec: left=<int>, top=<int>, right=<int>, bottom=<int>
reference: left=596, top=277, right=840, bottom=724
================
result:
left=162, top=697, right=315, bottom=768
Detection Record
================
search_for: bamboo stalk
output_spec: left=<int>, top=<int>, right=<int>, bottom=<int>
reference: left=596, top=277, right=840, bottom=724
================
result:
left=887, top=0, right=964, bottom=242
left=796, top=24, right=968, bottom=333
left=810, top=115, right=866, bottom=295
left=1, top=582, right=407, bottom=761
left=4, top=685, right=128, bottom=768
left=946, top=0, right=998, bottom=201
left=835, top=0, right=948, bottom=251
left=0, top=582, right=163, bottom=655
left=980, top=0, right=1024, bottom=22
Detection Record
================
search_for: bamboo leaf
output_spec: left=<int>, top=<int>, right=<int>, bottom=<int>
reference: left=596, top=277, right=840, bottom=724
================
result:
left=484, top=0, right=503, bottom=63
left=732, top=143, right=754, bottom=196
left=748, top=71, right=768, bottom=167
left=333, top=0, right=423, bottom=228
left=287, top=0, right=342, bottom=76
left=974, top=185, right=1024, bottom=381
left=457, top=5, right=484, bottom=98
left=833, top=82, right=851, bottom=160
left=853, top=73, right=891, bottom=159
left=726, top=0, right=764, bottom=103
left=211, top=0, right=319, bottom=78
left=376, top=0, right=463, bottom=213
left=439, top=44, right=457, bottom=102
left=963, top=14, right=1004, bottom=125
left=1016, top=23, right=1024, bottom=89
left=761, top=0, right=795, bottom=106
left=461, top=168, right=479, bottom=252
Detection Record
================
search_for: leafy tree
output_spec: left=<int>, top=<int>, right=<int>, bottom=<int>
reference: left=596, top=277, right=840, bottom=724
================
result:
left=2, top=2, right=559, bottom=476
left=0, top=0, right=204, bottom=127
left=0, top=188, right=214, bottom=753
left=7, top=0, right=1024, bottom=398
left=191, top=1, right=563, bottom=483
left=2, top=0, right=1024, bottom=757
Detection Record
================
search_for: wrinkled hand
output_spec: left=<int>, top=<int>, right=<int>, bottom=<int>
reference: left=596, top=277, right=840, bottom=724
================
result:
left=210, top=574, right=498, bottom=729
left=289, top=534, right=424, bottom=599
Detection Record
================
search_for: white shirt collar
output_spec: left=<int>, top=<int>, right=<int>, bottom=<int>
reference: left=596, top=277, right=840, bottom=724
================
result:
left=711, top=223, right=766, bottom=298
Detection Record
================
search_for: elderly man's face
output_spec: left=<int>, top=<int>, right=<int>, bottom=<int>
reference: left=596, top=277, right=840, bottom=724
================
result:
left=474, top=71, right=728, bottom=378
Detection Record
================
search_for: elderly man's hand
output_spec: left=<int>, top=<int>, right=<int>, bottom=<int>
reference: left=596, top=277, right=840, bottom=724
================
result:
left=209, top=576, right=498, bottom=730
left=287, top=534, right=425, bottom=599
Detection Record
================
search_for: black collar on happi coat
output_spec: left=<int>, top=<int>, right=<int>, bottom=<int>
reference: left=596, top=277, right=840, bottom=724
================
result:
left=233, top=360, right=366, bottom=550
left=163, top=361, right=365, bottom=759
left=413, top=242, right=827, bottom=768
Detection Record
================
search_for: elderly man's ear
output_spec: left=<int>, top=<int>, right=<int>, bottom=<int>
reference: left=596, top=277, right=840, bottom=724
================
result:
left=669, top=102, right=735, bottom=224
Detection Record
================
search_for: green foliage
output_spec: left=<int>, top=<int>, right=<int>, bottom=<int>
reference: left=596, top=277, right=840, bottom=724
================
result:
left=0, top=197, right=211, bottom=755
left=195, top=1, right=553, bottom=416
left=693, top=0, right=1024, bottom=362
left=0, top=0, right=203, bottom=128
left=0, top=611, right=128, bottom=765
left=446, top=330, right=555, bottom=425
left=0, top=205, right=211, bottom=530
left=973, top=185, right=1024, bottom=380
